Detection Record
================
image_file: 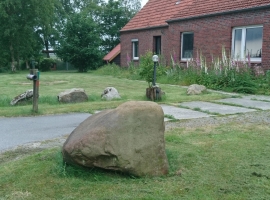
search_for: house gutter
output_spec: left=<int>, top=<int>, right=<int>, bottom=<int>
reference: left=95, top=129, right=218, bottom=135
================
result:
left=120, top=24, right=168, bottom=33
left=166, top=4, right=270, bottom=23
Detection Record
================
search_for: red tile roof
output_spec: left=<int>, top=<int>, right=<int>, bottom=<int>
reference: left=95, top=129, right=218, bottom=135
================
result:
left=170, top=0, right=270, bottom=21
left=103, top=44, right=121, bottom=62
left=121, top=0, right=182, bottom=31
left=121, top=0, right=270, bottom=32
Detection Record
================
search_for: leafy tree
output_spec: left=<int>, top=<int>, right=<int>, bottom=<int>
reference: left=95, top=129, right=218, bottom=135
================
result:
left=35, top=0, right=61, bottom=58
left=56, top=12, right=102, bottom=72
left=100, top=0, right=141, bottom=53
left=0, top=0, right=57, bottom=71
left=0, top=38, right=9, bottom=72
left=120, top=0, right=141, bottom=17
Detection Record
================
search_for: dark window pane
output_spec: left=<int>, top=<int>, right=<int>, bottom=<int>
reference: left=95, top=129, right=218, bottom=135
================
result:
left=182, top=33, right=193, bottom=58
left=133, top=41, right=138, bottom=57
left=246, top=27, right=263, bottom=58
left=154, top=36, right=161, bottom=54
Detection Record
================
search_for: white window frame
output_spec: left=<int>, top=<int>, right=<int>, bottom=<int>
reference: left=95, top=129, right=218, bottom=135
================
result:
left=181, top=32, right=194, bottom=61
left=231, top=25, right=263, bottom=62
left=131, top=39, right=139, bottom=60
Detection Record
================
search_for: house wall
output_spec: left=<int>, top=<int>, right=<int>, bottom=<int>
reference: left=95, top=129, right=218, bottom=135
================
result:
left=120, top=8, right=270, bottom=71
left=111, top=54, right=121, bottom=66
left=120, top=27, right=170, bottom=67
left=168, top=8, right=270, bottom=71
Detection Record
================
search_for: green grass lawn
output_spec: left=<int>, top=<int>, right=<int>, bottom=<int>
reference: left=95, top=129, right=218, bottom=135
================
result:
left=1, top=122, right=270, bottom=199
left=1, top=70, right=269, bottom=199
left=0, top=71, right=227, bottom=117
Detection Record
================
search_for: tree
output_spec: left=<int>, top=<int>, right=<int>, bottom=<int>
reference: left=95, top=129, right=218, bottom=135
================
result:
left=99, top=0, right=141, bottom=53
left=119, top=0, right=141, bottom=17
left=0, top=0, right=57, bottom=71
left=35, top=0, right=61, bottom=58
left=0, top=38, right=9, bottom=71
left=56, top=12, right=102, bottom=72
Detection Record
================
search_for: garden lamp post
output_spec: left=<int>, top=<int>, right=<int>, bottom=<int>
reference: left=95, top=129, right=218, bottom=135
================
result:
left=152, top=55, right=159, bottom=87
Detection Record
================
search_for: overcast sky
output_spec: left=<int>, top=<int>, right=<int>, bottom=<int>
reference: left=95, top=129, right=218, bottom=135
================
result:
left=142, top=0, right=148, bottom=7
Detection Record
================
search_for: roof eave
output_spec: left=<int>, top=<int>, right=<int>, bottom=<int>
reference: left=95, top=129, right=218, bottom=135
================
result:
left=120, top=24, right=169, bottom=33
left=103, top=50, right=121, bottom=62
left=166, top=4, right=270, bottom=23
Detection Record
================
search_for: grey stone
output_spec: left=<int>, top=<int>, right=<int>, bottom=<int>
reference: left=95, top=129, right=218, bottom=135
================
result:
left=187, top=84, right=207, bottom=95
left=10, top=89, right=33, bottom=105
left=101, top=87, right=121, bottom=100
left=58, top=88, right=88, bottom=103
left=62, top=101, right=169, bottom=177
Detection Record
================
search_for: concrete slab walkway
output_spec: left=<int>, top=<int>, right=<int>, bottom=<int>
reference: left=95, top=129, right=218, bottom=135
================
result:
left=179, top=101, right=256, bottom=115
left=242, top=95, right=270, bottom=101
left=215, top=98, right=270, bottom=110
left=161, top=104, right=211, bottom=120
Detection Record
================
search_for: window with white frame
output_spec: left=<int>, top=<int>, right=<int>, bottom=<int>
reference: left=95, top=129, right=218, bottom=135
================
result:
left=232, top=25, right=263, bottom=62
left=181, top=32, right=194, bottom=60
left=132, top=39, right=139, bottom=60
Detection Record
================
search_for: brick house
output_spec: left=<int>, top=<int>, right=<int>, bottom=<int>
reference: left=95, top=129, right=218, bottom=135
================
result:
left=120, top=0, right=270, bottom=71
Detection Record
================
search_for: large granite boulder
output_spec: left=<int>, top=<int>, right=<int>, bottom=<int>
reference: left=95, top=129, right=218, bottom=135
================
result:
left=101, top=87, right=121, bottom=100
left=187, top=84, right=207, bottom=95
left=10, top=89, right=33, bottom=105
left=62, top=101, right=169, bottom=177
left=58, top=88, right=88, bottom=103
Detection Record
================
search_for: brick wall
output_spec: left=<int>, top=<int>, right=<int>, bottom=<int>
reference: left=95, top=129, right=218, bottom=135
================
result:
left=120, top=8, right=270, bottom=71
left=120, top=27, right=170, bottom=67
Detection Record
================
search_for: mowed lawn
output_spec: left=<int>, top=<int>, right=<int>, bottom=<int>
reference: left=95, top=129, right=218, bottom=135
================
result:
left=1, top=121, right=270, bottom=199
left=1, top=71, right=270, bottom=199
left=0, top=71, right=227, bottom=117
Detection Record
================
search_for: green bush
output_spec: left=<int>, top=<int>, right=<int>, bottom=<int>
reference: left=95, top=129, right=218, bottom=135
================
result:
left=39, top=58, right=56, bottom=72
left=232, top=87, right=257, bottom=94
left=139, top=51, right=166, bottom=87
left=266, top=70, right=270, bottom=84
left=0, top=67, right=8, bottom=73
left=20, top=61, right=27, bottom=70
left=162, top=46, right=266, bottom=94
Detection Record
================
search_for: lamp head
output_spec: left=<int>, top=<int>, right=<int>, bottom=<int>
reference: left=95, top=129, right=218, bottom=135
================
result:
left=152, top=55, right=159, bottom=62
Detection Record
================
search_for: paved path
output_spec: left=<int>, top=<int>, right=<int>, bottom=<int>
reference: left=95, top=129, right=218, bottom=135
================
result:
left=165, top=95, right=270, bottom=118
left=1, top=93, right=270, bottom=152
left=0, top=113, right=90, bottom=152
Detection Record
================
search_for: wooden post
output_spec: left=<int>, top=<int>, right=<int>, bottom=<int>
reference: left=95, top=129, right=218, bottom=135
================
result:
left=31, top=69, right=39, bottom=113
left=146, top=86, right=162, bottom=101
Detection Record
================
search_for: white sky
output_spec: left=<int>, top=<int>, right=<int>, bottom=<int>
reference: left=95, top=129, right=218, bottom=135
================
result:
left=142, top=0, right=148, bottom=7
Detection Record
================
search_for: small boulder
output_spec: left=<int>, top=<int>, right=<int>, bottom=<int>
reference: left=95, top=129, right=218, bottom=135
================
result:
left=62, top=101, right=169, bottom=177
left=101, top=87, right=121, bottom=100
left=187, top=84, right=207, bottom=95
left=58, top=88, right=88, bottom=103
left=10, top=89, right=33, bottom=105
